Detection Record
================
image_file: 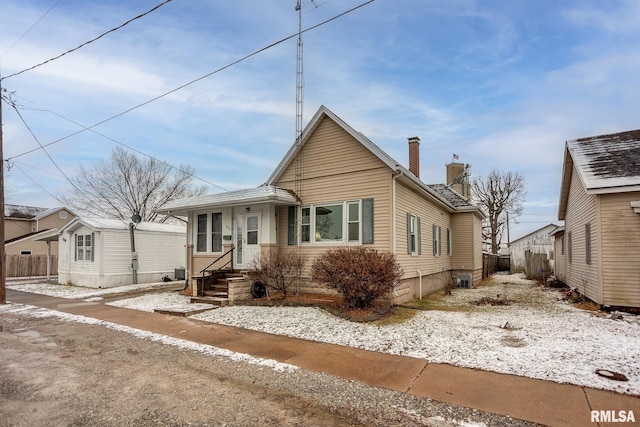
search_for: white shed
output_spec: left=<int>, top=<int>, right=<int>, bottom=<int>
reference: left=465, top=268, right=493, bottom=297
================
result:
left=509, top=223, right=560, bottom=275
left=58, top=217, right=186, bottom=288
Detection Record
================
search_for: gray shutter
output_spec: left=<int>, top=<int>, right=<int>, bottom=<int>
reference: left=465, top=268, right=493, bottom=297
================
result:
left=438, top=226, right=442, bottom=256
left=417, top=217, right=422, bottom=255
left=288, top=206, right=296, bottom=245
left=91, top=232, right=95, bottom=262
left=74, top=234, right=77, bottom=261
left=406, top=213, right=411, bottom=254
left=362, top=198, right=374, bottom=244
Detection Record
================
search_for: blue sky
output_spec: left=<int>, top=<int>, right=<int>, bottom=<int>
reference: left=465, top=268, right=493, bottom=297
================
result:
left=1, top=0, right=639, bottom=240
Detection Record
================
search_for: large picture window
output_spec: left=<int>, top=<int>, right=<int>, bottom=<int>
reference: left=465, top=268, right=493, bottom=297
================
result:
left=296, top=200, right=366, bottom=245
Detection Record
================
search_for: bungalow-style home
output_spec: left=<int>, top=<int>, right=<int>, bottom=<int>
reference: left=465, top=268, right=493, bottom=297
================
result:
left=58, top=217, right=186, bottom=288
left=4, top=205, right=75, bottom=255
left=509, top=223, right=560, bottom=277
left=557, top=129, right=640, bottom=308
left=158, top=105, right=485, bottom=305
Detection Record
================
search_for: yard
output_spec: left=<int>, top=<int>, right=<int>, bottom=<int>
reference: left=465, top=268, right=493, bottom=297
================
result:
left=7, top=273, right=640, bottom=396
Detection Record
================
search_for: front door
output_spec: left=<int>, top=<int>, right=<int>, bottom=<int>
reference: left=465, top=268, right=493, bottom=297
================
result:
left=233, top=212, right=261, bottom=269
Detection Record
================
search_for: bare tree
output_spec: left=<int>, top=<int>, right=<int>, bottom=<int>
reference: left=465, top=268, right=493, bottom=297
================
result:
left=61, top=147, right=207, bottom=222
left=472, top=169, right=526, bottom=254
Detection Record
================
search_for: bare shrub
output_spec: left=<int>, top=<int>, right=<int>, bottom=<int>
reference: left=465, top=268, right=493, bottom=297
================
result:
left=249, top=251, right=306, bottom=299
left=311, top=247, right=402, bottom=310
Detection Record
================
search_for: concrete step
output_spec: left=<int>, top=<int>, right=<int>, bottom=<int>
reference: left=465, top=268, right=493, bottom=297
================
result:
left=190, top=296, right=229, bottom=307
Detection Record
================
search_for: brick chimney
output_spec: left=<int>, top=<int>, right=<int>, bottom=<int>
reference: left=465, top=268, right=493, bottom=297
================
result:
left=408, top=136, right=420, bottom=178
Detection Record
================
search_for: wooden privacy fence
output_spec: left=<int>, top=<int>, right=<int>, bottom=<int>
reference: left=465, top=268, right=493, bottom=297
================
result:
left=482, top=252, right=499, bottom=279
left=5, top=255, right=58, bottom=277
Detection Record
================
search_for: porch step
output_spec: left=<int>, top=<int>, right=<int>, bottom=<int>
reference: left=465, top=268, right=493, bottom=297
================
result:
left=190, top=296, right=229, bottom=307
left=203, top=290, right=228, bottom=298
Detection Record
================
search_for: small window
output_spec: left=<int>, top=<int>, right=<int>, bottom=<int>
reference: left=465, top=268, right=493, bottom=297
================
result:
left=433, top=224, right=442, bottom=257
left=247, top=216, right=258, bottom=245
left=348, top=202, right=360, bottom=242
left=585, top=223, right=591, bottom=265
left=59, top=211, right=68, bottom=220
left=211, top=213, right=222, bottom=252
left=301, top=207, right=310, bottom=243
left=196, top=214, right=207, bottom=252
left=20, top=250, right=32, bottom=255
left=408, top=215, right=417, bottom=254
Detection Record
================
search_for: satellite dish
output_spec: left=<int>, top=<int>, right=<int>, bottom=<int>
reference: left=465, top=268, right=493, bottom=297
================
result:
left=131, top=214, right=142, bottom=224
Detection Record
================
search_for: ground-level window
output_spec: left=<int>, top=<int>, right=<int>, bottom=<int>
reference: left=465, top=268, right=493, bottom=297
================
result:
left=76, top=233, right=93, bottom=261
left=20, top=250, right=32, bottom=255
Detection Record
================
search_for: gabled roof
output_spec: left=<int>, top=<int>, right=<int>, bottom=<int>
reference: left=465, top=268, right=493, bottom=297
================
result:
left=34, top=206, right=75, bottom=221
left=59, top=217, right=186, bottom=235
left=559, top=129, right=640, bottom=219
left=266, top=105, right=483, bottom=215
left=509, top=223, right=560, bottom=245
left=156, top=186, right=298, bottom=216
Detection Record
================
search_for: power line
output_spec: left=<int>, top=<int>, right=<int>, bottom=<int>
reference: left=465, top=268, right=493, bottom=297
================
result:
left=11, top=163, right=64, bottom=204
left=7, top=0, right=376, bottom=160
left=0, top=0, right=173, bottom=81
left=0, top=0, right=63, bottom=59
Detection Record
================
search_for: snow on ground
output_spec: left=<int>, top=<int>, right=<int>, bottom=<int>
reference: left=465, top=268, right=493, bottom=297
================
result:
left=7, top=280, right=178, bottom=300
left=7, top=274, right=640, bottom=395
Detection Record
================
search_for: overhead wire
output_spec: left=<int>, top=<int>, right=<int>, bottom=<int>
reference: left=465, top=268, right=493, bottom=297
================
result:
left=0, top=0, right=63, bottom=59
left=0, top=0, right=173, bottom=81
left=7, top=0, right=376, bottom=160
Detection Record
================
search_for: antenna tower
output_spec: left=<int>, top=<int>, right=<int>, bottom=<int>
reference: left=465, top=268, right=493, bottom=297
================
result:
left=294, top=0, right=304, bottom=207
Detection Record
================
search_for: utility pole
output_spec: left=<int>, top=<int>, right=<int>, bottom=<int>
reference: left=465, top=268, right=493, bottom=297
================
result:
left=0, top=81, right=6, bottom=304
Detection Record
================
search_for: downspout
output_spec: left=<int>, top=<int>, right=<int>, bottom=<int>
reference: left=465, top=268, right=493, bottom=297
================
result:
left=417, top=270, right=422, bottom=299
left=392, top=170, right=404, bottom=297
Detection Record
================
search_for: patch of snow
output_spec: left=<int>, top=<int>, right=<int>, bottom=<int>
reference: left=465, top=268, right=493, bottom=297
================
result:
left=7, top=281, right=177, bottom=299
left=7, top=274, right=640, bottom=395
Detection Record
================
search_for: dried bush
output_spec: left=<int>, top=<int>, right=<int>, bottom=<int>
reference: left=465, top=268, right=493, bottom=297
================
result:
left=249, top=251, right=306, bottom=299
left=311, top=247, right=402, bottom=310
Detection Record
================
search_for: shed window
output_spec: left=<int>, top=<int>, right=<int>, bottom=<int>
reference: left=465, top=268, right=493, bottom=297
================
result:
left=76, top=233, right=94, bottom=262
left=20, top=250, right=32, bottom=255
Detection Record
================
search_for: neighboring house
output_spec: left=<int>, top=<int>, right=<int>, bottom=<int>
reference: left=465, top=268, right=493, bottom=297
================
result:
left=509, top=223, right=560, bottom=276
left=158, top=105, right=484, bottom=304
left=58, top=217, right=186, bottom=288
left=557, top=129, right=640, bottom=308
left=4, top=205, right=75, bottom=255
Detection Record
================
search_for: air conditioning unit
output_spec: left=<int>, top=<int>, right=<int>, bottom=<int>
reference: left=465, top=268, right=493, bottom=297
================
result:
left=457, top=274, right=472, bottom=289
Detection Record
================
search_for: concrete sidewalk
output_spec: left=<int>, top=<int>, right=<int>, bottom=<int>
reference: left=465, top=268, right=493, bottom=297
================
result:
left=6, top=289, right=640, bottom=426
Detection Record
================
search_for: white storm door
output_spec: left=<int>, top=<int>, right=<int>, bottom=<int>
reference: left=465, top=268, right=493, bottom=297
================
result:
left=233, top=213, right=261, bottom=269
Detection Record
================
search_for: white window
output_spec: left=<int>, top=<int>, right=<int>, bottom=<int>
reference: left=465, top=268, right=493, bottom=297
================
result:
left=409, top=215, right=418, bottom=254
left=59, top=211, right=68, bottom=220
left=195, top=212, right=223, bottom=253
left=433, top=224, right=442, bottom=256
left=76, top=233, right=93, bottom=261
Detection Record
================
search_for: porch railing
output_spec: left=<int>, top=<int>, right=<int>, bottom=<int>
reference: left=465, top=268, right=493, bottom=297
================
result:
left=198, top=246, right=235, bottom=297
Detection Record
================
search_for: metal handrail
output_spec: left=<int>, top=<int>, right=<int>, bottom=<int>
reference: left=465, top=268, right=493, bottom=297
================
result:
left=198, top=246, right=235, bottom=297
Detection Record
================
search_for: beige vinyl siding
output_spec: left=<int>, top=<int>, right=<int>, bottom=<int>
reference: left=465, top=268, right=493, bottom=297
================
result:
left=274, top=115, right=393, bottom=274
left=394, top=182, right=452, bottom=276
left=5, top=219, right=32, bottom=241
left=565, top=166, right=599, bottom=301
left=599, top=192, right=640, bottom=307
left=37, top=210, right=74, bottom=230
left=450, top=213, right=474, bottom=271
left=5, top=239, right=59, bottom=256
